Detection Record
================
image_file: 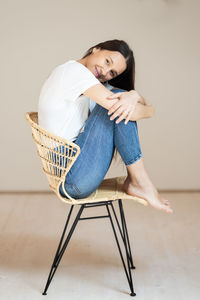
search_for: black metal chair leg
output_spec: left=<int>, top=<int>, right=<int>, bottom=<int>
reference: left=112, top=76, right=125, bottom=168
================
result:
left=109, top=201, right=136, bottom=269
left=117, top=200, right=136, bottom=296
left=42, top=204, right=84, bottom=295
left=118, top=200, right=136, bottom=269
left=42, top=199, right=136, bottom=297
left=106, top=203, right=136, bottom=297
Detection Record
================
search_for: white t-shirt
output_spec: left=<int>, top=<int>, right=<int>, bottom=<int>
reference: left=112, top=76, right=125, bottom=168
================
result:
left=38, top=60, right=113, bottom=142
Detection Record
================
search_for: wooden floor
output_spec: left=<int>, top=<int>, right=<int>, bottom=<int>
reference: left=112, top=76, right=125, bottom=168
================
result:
left=0, top=192, right=199, bottom=300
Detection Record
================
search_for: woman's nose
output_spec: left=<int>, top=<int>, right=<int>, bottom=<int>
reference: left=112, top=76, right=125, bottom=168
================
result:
left=102, top=66, right=110, bottom=77
left=102, top=68, right=107, bottom=76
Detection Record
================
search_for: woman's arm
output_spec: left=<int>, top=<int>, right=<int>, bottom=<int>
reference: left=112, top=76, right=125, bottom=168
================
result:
left=83, top=83, right=120, bottom=110
left=83, top=83, right=154, bottom=123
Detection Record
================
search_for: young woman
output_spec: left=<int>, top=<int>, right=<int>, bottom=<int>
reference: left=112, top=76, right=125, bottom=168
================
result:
left=38, top=39, right=173, bottom=213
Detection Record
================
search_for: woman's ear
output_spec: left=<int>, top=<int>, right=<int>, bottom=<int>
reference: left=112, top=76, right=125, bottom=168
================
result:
left=92, top=47, right=100, bottom=54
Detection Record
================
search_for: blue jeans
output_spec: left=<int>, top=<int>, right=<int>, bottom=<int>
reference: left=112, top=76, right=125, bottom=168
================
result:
left=59, top=88, right=143, bottom=199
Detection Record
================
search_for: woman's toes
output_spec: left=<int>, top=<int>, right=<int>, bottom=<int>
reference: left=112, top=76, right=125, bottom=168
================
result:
left=163, top=200, right=170, bottom=206
left=162, top=204, right=173, bottom=213
left=160, top=197, right=170, bottom=206
left=156, top=199, right=172, bottom=213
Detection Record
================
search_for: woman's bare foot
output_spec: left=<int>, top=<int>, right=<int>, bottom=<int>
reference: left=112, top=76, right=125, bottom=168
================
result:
left=122, top=175, right=173, bottom=213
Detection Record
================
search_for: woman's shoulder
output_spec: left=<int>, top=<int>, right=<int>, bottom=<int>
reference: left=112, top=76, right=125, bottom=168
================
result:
left=59, top=59, right=86, bottom=71
left=48, top=59, right=93, bottom=76
left=59, top=59, right=96, bottom=79
left=56, top=59, right=77, bottom=72
left=58, top=61, right=101, bottom=90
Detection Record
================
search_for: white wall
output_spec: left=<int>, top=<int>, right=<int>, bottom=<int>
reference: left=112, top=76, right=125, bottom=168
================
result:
left=1, top=0, right=199, bottom=191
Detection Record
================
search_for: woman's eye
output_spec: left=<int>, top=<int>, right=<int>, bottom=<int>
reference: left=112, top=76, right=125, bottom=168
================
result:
left=106, top=59, right=109, bottom=64
left=110, top=70, right=114, bottom=77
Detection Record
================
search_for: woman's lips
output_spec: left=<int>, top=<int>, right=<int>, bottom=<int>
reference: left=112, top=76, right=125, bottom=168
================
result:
left=95, top=66, right=100, bottom=78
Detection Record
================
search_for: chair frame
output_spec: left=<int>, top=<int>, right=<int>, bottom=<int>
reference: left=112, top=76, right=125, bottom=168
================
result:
left=25, top=111, right=146, bottom=297
left=42, top=199, right=136, bottom=297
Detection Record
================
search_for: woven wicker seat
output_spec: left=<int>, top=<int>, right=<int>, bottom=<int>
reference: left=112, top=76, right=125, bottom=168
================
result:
left=25, top=111, right=148, bottom=297
left=25, top=112, right=148, bottom=206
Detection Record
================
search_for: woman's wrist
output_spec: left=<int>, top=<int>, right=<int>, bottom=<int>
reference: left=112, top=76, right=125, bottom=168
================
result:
left=129, top=89, right=141, bottom=103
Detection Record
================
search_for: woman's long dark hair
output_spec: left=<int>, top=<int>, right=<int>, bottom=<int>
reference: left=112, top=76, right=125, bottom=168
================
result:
left=82, top=39, right=135, bottom=91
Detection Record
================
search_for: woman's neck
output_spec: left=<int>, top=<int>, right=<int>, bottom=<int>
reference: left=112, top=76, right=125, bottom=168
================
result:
left=76, top=57, right=87, bottom=67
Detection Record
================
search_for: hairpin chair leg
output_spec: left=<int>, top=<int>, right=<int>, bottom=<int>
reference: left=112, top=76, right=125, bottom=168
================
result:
left=42, top=199, right=136, bottom=297
left=109, top=200, right=136, bottom=270
left=118, top=199, right=136, bottom=269
left=42, top=204, right=84, bottom=295
left=106, top=201, right=136, bottom=297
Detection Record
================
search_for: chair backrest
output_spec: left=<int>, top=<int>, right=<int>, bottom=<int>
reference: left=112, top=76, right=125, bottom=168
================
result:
left=25, top=112, right=80, bottom=196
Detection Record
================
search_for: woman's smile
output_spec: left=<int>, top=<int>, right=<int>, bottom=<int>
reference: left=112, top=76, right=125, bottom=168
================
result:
left=95, top=66, right=100, bottom=78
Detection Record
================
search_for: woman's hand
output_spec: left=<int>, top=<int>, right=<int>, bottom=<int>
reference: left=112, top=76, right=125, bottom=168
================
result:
left=106, top=90, right=141, bottom=124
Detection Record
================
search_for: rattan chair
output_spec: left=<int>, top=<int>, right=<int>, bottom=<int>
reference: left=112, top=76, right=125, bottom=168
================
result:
left=25, top=112, right=148, bottom=297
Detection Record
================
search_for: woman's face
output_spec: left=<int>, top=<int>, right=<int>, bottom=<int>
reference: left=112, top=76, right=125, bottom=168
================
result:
left=78, top=48, right=127, bottom=83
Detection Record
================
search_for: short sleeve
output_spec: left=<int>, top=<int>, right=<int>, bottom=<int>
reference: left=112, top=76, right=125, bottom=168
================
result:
left=61, top=61, right=100, bottom=102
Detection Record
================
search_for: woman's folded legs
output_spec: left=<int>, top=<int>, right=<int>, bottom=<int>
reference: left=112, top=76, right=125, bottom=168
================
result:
left=59, top=103, right=116, bottom=199
left=59, top=88, right=173, bottom=213
left=111, top=89, right=173, bottom=213
left=59, top=100, right=143, bottom=199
